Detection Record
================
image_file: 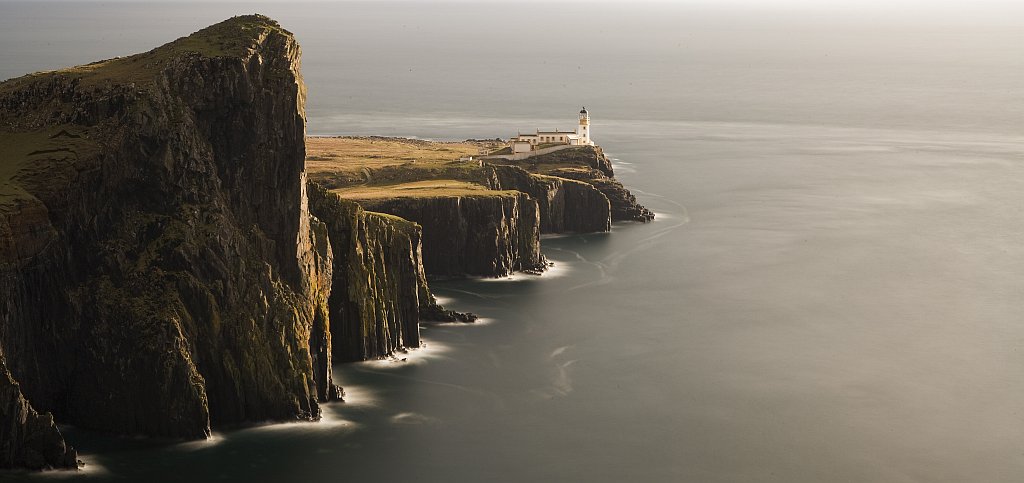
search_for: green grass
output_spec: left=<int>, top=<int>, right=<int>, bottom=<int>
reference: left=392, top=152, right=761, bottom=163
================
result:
left=536, top=142, right=564, bottom=149
left=0, top=126, right=97, bottom=210
left=0, top=15, right=289, bottom=93
left=364, top=211, right=414, bottom=224
left=0, top=16, right=287, bottom=209
left=486, top=146, right=601, bottom=175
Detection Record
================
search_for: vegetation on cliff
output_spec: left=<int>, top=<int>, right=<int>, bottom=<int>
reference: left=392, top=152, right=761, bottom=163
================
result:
left=308, top=182, right=424, bottom=362
left=0, top=15, right=296, bottom=93
left=0, top=14, right=652, bottom=472
left=307, top=137, right=650, bottom=230
left=305, top=137, right=648, bottom=277
left=0, top=15, right=330, bottom=469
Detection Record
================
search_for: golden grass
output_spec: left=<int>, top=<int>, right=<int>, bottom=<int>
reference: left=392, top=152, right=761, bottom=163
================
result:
left=332, top=179, right=516, bottom=201
left=307, top=136, right=497, bottom=173
left=306, top=137, right=601, bottom=206
left=306, top=136, right=507, bottom=193
left=308, top=136, right=522, bottom=204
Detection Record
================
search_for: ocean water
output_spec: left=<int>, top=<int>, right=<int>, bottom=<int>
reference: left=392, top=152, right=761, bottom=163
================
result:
left=2, top=2, right=1024, bottom=482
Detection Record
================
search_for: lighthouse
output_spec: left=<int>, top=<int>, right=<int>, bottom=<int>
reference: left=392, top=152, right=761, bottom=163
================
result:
left=578, top=107, right=591, bottom=145
left=507, top=109, right=595, bottom=155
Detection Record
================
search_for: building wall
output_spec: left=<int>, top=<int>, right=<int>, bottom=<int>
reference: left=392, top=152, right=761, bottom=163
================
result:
left=513, top=141, right=533, bottom=153
left=536, top=133, right=571, bottom=144
left=484, top=143, right=577, bottom=161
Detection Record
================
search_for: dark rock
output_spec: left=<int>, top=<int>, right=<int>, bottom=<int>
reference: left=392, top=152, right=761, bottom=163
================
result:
left=489, top=146, right=654, bottom=223
left=308, top=183, right=424, bottom=362
left=419, top=304, right=478, bottom=323
left=550, top=168, right=656, bottom=222
left=356, top=193, right=546, bottom=278
left=486, top=164, right=611, bottom=233
left=0, top=354, right=77, bottom=470
left=0, top=15, right=335, bottom=464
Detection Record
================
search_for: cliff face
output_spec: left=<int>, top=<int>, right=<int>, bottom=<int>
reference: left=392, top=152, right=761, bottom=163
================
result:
left=356, top=193, right=545, bottom=278
left=308, top=183, right=423, bottom=362
left=0, top=14, right=335, bottom=462
left=549, top=168, right=655, bottom=222
left=488, top=146, right=654, bottom=223
left=0, top=354, right=77, bottom=470
left=487, top=165, right=610, bottom=234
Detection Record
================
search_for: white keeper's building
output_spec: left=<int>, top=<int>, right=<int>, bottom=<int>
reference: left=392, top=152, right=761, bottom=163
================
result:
left=510, top=107, right=594, bottom=154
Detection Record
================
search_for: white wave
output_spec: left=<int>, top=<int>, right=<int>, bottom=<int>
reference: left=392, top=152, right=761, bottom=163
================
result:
left=431, top=295, right=455, bottom=305
left=331, top=383, right=378, bottom=408
left=389, top=412, right=438, bottom=425
left=356, top=339, right=454, bottom=369
left=169, top=432, right=226, bottom=452
left=34, top=454, right=110, bottom=479
left=478, top=261, right=570, bottom=282
left=550, top=345, right=572, bottom=358
left=426, top=316, right=496, bottom=327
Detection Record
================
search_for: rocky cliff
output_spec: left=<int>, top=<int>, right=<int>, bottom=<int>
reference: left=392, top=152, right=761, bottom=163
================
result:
left=487, top=165, right=611, bottom=233
left=0, top=354, right=77, bottom=470
left=354, top=192, right=545, bottom=278
left=308, top=183, right=422, bottom=362
left=306, top=138, right=628, bottom=277
left=0, top=14, right=654, bottom=471
left=488, top=146, right=654, bottom=222
left=0, top=15, right=337, bottom=467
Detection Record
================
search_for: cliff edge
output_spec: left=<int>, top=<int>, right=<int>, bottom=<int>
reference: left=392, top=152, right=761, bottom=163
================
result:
left=0, top=15, right=335, bottom=468
left=487, top=146, right=655, bottom=223
left=306, top=137, right=624, bottom=278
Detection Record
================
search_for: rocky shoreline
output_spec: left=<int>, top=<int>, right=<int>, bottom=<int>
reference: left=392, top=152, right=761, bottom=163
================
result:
left=0, top=15, right=652, bottom=471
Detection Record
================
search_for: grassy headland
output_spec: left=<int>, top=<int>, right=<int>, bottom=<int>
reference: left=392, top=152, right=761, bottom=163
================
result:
left=306, top=136, right=508, bottom=200
left=305, top=136, right=652, bottom=224
left=0, top=15, right=290, bottom=93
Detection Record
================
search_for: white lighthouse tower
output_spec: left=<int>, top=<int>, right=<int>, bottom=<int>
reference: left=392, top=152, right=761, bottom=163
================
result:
left=578, top=107, right=592, bottom=145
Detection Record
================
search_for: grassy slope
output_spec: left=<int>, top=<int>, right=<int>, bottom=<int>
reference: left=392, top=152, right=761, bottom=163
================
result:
left=306, top=137, right=610, bottom=203
left=0, top=15, right=285, bottom=212
left=0, top=127, right=98, bottom=212
left=0, top=15, right=288, bottom=92
left=307, top=136, right=513, bottom=201
left=333, top=179, right=517, bottom=200
left=487, top=146, right=600, bottom=176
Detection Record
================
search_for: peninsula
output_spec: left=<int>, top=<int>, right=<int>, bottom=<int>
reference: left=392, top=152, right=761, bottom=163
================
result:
left=0, top=15, right=651, bottom=471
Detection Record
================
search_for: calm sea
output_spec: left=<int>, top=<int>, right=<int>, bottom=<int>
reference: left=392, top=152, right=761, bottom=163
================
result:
left=2, top=2, right=1023, bottom=481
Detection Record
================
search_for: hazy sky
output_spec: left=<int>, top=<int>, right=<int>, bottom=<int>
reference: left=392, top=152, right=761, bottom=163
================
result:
left=0, top=0, right=1018, bottom=4
left=0, top=0, right=1019, bottom=13
left=3, top=0, right=1018, bottom=16
left=3, top=0, right=1020, bottom=17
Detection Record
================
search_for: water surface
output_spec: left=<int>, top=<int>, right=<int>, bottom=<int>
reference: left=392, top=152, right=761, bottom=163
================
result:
left=1, top=2, right=1023, bottom=482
